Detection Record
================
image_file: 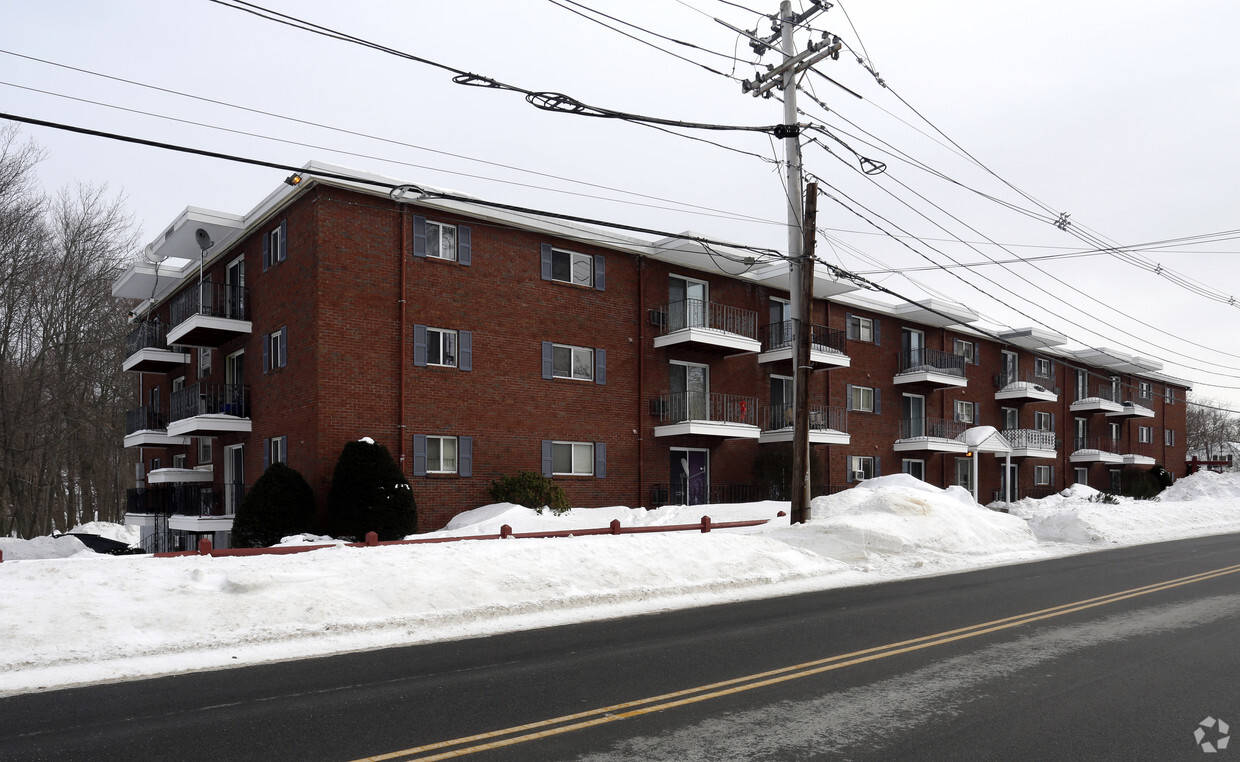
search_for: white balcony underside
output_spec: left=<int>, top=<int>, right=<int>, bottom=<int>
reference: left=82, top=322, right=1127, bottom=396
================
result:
left=756, top=346, right=851, bottom=369
left=123, top=512, right=158, bottom=525
left=1069, top=398, right=1124, bottom=414
left=653, top=328, right=761, bottom=353
left=995, top=383, right=1058, bottom=403
left=893, top=370, right=968, bottom=388
left=759, top=427, right=850, bottom=445
left=894, top=437, right=969, bottom=453
left=166, top=314, right=252, bottom=347
left=124, top=430, right=192, bottom=448
left=168, top=414, right=252, bottom=437
left=1123, top=454, right=1157, bottom=465
left=1106, top=404, right=1156, bottom=419
left=122, top=348, right=191, bottom=373
left=147, top=468, right=214, bottom=484
left=653, top=421, right=761, bottom=439
left=1003, top=448, right=1057, bottom=459
left=168, top=515, right=234, bottom=532
left=1070, top=449, right=1124, bottom=463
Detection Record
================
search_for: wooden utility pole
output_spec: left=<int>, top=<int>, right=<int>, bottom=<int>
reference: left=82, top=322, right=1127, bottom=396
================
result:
left=790, top=182, right=817, bottom=523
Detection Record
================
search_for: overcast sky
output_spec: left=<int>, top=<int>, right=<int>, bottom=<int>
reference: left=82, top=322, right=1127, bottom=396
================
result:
left=4, top=0, right=1238, bottom=407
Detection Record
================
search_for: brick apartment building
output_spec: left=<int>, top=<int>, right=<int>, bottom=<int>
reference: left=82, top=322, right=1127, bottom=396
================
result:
left=114, top=163, right=1190, bottom=549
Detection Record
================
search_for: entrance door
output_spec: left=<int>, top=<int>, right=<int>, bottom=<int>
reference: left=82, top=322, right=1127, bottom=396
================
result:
left=1001, top=351, right=1018, bottom=384
left=902, top=393, right=925, bottom=438
left=224, top=443, right=244, bottom=515
left=955, top=457, right=974, bottom=491
left=669, top=276, right=707, bottom=331
left=225, top=256, right=245, bottom=319
left=999, top=463, right=1019, bottom=501
left=670, top=448, right=708, bottom=506
left=225, top=350, right=246, bottom=416
left=902, top=328, right=925, bottom=369
left=670, top=362, right=708, bottom=421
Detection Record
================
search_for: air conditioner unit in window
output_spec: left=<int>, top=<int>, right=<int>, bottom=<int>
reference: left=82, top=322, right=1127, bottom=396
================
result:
left=853, top=470, right=866, bottom=481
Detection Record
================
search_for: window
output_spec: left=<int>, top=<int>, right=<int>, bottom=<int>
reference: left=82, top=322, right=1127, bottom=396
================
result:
left=953, top=339, right=976, bottom=364
left=541, top=244, right=601, bottom=289
left=172, top=454, right=186, bottom=469
left=1034, top=465, right=1052, bottom=486
left=1075, top=369, right=1089, bottom=400
left=199, top=347, right=212, bottom=379
left=414, top=325, right=472, bottom=370
left=1002, top=407, right=1019, bottom=431
left=1109, top=422, right=1120, bottom=441
left=1034, top=357, right=1053, bottom=378
left=426, top=221, right=457, bottom=261
left=846, top=314, right=875, bottom=343
left=1075, top=467, right=1089, bottom=486
left=172, top=376, right=185, bottom=393
left=551, top=441, right=595, bottom=476
left=1109, top=469, right=1122, bottom=494
left=1138, top=381, right=1152, bottom=400
left=264, top=327, right=288, bottom=372
left=849, top=455, right=876, bottom=481
left=264, top=436, right=287, bottom=468
left=262, top=220, right=287, bottom=271
left=1167, top=388, right=1176, bottom=405
left=954, top=400, right=975, bottom=424
left=1138, top=425, right=1153, bottom=444
left=954, top=457, right=974, bottom=491
left=150, top=457, right=161, bottom=472
left=428, top=328, right=456, bottom=367
left=1165, top=429, right=1175, bottom=446
left=847, top=384, right=877, bottom=413
left=1034, top=411, right=1052, bottom=431
left=902, top=459, right=925, bottom=480
left=198, top=437, right=213, bottom=464
left=553, top=344, right=593, bottom=380
left=413, top=435, right=473, bottom=477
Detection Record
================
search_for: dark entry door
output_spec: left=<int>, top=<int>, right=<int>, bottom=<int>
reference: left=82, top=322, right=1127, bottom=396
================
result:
left=670, top=449, right=708, bottom=505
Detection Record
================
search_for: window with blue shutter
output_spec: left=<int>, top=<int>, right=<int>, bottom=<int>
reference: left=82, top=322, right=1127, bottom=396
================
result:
left=413, top=215, right=427, bottom=258
left=542, top=440, right=553, bottom=477
left=594, top=348, right=606, bottom=385
left=540, top=244, right=553, bottom=281
left=413, top=324, right=428, bottom=367
left=278, top=219, right=288, bottom=262
left=594, top=442, right=606, bottom=478
left=541, top=342, right=554, bottom=379
left=593, top=255, right=605, bottom=291
left=412, top=434, right=427, bottom=477
left=458, top=331, right=472, bottom=371
left=458, top=225, right=471, bottom=266
left=459, top=436, right=473, bottom=477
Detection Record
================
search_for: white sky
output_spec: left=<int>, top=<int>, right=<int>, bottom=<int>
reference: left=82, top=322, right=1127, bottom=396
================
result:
left=4, top=471, right=1240, bottom=695
left=4, top=0, right=1239, bottom=405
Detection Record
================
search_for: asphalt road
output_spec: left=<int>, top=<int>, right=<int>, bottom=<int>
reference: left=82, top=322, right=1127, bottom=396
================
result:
left=2, top=532, right=1237, bottom=761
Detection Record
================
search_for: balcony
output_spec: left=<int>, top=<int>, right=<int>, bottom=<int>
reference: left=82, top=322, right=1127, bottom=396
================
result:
left=651, top=392, right=760, bottom=439
left=999, top=429, right=1057, bottom=459
left=894, top=417, right=969, bottom=453
left=993, top=370, right=1059, bottom=403
left=893, top=348, right=967, bottom=388
left=126, top=484, right=235, bottom=533
left=1123, top=441, right=1159, bottom=466
left=757, top=321, right=850, bottom=370
left=1069, top=436, right=1124, bottom=463
left=168, top=382, right=252, bottom=437
left=1106, top=400, right=1156, bottom=420
left=167, top=280, right=252, bottom=347
left=759, top=404, right=849, bottom=445
left=124, top=405, right=191, bottom=448
left=651, top=299, right=760, bottom=354
left=1069, top=386, right=1124, bottom=414
left=122, top=321, right=190, bottom=373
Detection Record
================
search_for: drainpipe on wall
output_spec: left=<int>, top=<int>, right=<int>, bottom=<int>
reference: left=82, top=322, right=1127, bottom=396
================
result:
left=397, top=208, right=409, bottom=473
left=637, top=254, right=645, bottom=509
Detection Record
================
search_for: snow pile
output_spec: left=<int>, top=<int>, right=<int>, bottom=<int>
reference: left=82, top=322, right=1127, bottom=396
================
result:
left=1009, top=471, right=1240, bottom=545
left=432, top=501, right=789, bottom=537
left=0, top=534, right=93, bottom=561
left=769, top=474, right=1040, bottom=567
left=69, top=521, right=142, bottom=545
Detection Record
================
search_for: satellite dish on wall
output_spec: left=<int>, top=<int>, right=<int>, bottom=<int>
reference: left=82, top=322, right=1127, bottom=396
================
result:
left=195, top=228, right=214, bottom=250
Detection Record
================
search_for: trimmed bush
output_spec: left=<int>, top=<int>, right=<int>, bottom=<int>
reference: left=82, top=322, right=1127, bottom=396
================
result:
left=489, top=471, right=570, bottom=515
left=327, top=440, right=417, bottom=540
left=231, top=462, right=316, bottom=548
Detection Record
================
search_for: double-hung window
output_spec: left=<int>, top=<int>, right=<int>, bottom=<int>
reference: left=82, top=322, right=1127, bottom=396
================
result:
left=846, top=314, right=875, bottom=343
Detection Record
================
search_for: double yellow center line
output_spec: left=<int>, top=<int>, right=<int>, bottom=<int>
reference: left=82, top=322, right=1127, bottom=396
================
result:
left=359, top=561, right=1240, bottom=761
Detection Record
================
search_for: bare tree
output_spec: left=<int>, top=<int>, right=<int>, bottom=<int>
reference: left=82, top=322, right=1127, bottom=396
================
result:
left=1185, top=395, right=1240, bottom=465
left=0, top=126, right=137, bottom=538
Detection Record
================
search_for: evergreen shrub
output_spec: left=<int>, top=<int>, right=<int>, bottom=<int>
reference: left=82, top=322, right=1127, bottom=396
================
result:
left=231, top=462, right=316, bottom=548
left=327, top=440, right=417, bottom=540
left=489, top=470, right=570, bottom=515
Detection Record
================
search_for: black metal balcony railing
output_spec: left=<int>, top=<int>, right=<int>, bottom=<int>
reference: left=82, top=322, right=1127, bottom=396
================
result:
left=899, top=416, right=968, bottom=440
left=127, top=485, right=222, bottom=516
left=759, top=321, right=847, bottom=355
left=125, top=320, right=170, bottom=355
left=1074, top=384, right=1121, bottom=404
left=1001, top=428, right=1057, bottom=451
left=761, top=404, right=847, bottom=433
left=125, top=405, right=168, bottom=435
left=654, top=392, right=758, bottom=426
left=170, top=382, right=250, bottom=422
left=993, top=369, right=1059, bottom=393
left=170, top=280, right=249, bottom=326
left=654, top=299, right=758, bottom=341
left=1072, top=436, right=1121, bottom=453
left=896, top=348, right=966, bottom=377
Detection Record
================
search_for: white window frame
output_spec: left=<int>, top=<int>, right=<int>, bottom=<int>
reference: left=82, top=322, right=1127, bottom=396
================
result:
left=1034, top=357, right=1052, bottom=377
left=1138, top=381, right=1152, bottom=400
left=266, top=330, right=286, bottom=370
left=850, top=455, right=875, bottom=480
left=1165, top=429, right=1175, bottom=446
left=427, top=327, right=458, bottom=367
left=552, top=441, right=594, bottom=476
left=552, top=343, right=594, bottom=381
left=954, top=399, right=975, bottom=424
left=953, top=339, right=975, bottom=364
left=851, top=385, right=875, bottom=413
left=1002, top=407, right=1019, bottom=431
left=1167, top=388, right=1176, bottom=405
left=954, top=457, right=974, bottom=491
left=1034, top=465, right=1051, bottom=486
left=1075, top=467, right=1089, bottom=486
left=1035, top=411, right=1052, bottom=431
left=198, top=437, right=213, bottom=464
left=172, top=453, right=187, bottom=469
left=172, top=375, right=185, bottom=394
left=199, top=347, right=212, bottom=379
left=426, top=435, right=458, bottom=474
left=268, top=435, right=287, bottom=466
left=847, top=315, right=874, bottom=343
left=902, top=459, right=925, bottom=480
left=267, top=227, right=282, bottom=268
left=1138, top=425, right=1153, bottom=444
left=551, top=247, right=593, bottom=287
left=1109, top=422, right=1120, bottom=440
left=426, top=221, right=458, bottom=261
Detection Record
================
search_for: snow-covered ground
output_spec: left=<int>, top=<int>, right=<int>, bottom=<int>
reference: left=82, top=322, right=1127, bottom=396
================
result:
left=3, top=471, right=1240, bottom=697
